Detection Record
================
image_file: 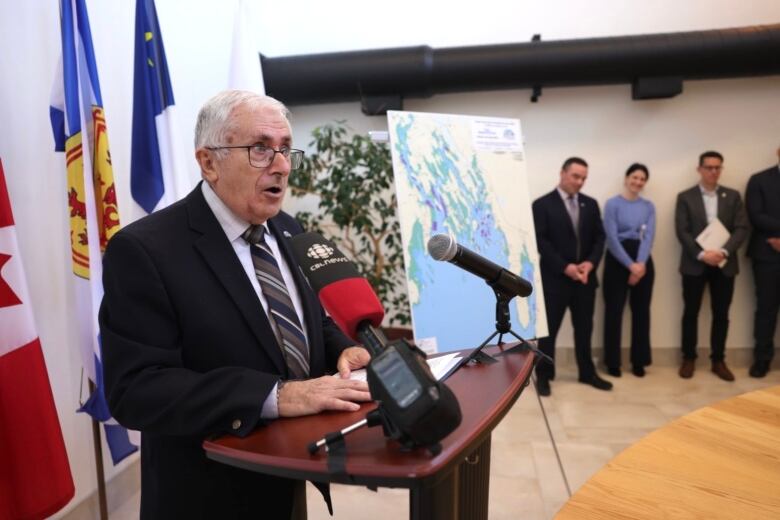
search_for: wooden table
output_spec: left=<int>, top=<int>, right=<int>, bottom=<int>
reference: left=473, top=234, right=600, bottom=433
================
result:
left=204, top=344, right=535, bottom=520
left=556, top=385, right=780, bottom=519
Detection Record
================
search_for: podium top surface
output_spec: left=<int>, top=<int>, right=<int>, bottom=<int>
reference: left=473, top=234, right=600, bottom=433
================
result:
left=203, top=344, right=534, bottom=488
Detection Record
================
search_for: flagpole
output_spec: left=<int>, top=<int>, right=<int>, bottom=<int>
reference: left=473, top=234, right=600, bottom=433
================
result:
left=88, top=380, right=109, bottom=520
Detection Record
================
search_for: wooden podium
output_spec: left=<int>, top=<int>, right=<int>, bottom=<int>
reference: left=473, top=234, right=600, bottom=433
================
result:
left=203, top=344, right=535, bottom=520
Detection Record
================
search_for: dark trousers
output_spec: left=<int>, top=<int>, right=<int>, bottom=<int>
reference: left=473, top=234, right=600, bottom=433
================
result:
left=752, top=260, right=780, bottom=362
left=681, top=268, right=735, bottom=361
left=536, top=277, right=596, bottom=381
left=602, top=241, right=654, bottom=370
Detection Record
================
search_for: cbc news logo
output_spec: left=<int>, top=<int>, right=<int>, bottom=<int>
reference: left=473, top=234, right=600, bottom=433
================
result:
left=306, top=243, right=334, bottom=260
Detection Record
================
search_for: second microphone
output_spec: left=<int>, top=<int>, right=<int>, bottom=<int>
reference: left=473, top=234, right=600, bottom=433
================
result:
left=427, top=234, right=533, bottom=298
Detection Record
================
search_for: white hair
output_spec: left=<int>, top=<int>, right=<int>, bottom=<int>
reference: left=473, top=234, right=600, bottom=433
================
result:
left=194, top=90, right=291, bottom=156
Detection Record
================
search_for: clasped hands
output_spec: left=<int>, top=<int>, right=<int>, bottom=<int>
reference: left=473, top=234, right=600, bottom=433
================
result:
left=700, top=249, right=727, bottom=267
left=278, top=346, right=372, bottom=417
left=564, top=261, right=594, bottom=284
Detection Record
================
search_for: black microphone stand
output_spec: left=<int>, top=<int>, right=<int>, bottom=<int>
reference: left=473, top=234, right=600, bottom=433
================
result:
left=452, top=283, right=553, bottom=371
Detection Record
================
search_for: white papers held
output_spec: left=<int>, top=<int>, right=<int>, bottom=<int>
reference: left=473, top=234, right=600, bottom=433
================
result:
left=696, top=218, right=730, bottom=268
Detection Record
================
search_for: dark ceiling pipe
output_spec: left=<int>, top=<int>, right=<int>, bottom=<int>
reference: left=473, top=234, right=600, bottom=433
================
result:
left=261, top=24, right=780, bottom=113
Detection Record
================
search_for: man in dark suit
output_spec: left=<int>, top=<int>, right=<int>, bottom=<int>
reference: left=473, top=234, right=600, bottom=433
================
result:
left=745, top=145, right=780, bottom=378
left=674, top=150, right=748, bottom=381
left=532, top=157, right=612, bottom=397
left=100, top=91, right=372, bottom=519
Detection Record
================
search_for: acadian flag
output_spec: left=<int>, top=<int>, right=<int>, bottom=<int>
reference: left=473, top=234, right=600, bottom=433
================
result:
left=131, top=0, right=188, bottom=213
left=0, top=158, right=75, bottom=519
left=228, top=0, right=266, bottom=93
left=49, top=0, right=137, bottom=464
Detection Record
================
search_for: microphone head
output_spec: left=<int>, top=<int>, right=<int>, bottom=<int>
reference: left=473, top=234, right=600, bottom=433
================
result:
left=427, top=234, right=458, bottom=262
left=289, top=232, right=384, bottom=340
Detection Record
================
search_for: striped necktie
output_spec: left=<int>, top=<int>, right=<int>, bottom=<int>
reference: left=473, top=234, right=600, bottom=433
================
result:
left=243, top=225, right=309, bottom=379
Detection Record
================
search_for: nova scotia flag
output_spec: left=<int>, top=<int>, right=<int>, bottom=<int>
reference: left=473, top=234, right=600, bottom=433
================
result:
left=49, top=0, right=136, bottom=465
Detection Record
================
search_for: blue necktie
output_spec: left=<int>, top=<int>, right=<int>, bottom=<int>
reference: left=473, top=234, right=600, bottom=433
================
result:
left=243, top=226, right=309, bottom=379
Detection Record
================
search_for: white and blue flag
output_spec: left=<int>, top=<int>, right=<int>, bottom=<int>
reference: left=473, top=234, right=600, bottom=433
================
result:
left=50, top=0, right=137, bottom=465
left=131, top=0, right=188, bottom=213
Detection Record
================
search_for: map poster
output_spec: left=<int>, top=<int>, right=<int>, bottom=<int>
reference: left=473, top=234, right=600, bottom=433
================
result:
left=388, top=110, right=548, bottom=353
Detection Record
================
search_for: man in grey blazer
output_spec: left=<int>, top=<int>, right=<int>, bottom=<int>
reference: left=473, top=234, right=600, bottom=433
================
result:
left=675, top=151, right=749, bottom=381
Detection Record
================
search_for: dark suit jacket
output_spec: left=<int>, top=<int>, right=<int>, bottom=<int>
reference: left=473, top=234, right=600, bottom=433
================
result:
left=745, top=166, right=780, bottom=262
left=532, top=189, right=605, bottom=290
left=674, top=185, right=749, bottom=277
left=99, top=184, right=354, bottom=519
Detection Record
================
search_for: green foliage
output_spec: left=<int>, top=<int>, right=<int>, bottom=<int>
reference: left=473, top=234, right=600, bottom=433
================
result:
left=289, top=121, right=411, bottom=326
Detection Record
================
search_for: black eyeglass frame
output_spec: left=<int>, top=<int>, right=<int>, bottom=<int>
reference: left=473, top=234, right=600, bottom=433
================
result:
left=205, top=144, right=305, bottom=169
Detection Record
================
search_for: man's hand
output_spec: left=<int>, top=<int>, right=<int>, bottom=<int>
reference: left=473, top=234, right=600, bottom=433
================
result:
left=277, top=376, right=371, bottom=417
left=337, top=346, right=371, bottom=379
left=767, top=237, right=780, bottom=252
left=701, top=250, right=726, bottom=266
left=564, top=263, right=581, bottom=281
left=576, top=261, right=594, bottom=284
left=628, top=273, right=642, bottom=286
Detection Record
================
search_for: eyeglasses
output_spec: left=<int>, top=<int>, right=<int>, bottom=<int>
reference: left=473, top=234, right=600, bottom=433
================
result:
left=699, top=165, right=723, bottom=172
left=207, top=144, right=305, bottom=170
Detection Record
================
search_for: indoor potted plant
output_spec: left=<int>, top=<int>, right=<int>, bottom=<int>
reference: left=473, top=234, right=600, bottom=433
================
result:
left=288, top=121, right=411, bottom=334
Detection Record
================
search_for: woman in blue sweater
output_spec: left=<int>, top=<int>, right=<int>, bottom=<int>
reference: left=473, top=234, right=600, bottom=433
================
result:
left=602, top=163, right=656, bottom=377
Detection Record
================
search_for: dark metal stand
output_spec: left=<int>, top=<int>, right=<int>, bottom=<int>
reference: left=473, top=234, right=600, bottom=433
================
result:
left=457, top=288, right=553, bottom=369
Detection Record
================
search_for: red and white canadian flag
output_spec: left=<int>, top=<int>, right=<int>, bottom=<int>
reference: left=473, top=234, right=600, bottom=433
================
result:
left=0, top=158, right=74, bottom=520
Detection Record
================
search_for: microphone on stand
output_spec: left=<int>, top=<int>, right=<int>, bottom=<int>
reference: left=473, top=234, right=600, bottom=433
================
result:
left=427, top=234, right=533, bottom=297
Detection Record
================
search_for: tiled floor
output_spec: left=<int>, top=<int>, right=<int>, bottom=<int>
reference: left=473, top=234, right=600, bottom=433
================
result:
left=107, top=364, right=780, bottom=520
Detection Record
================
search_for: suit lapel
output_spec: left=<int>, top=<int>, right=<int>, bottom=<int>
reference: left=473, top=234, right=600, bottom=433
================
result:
left=268, top=218, right=324, bottom=374
left=186, top=186, right=287, bottom=375
left=689, top=187, right=707, bottom=230
left=716, top=187, right=729, bottom=225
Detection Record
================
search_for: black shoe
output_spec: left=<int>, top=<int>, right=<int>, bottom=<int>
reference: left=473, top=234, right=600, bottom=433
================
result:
left=536, top=377, right=551, bottom=396
left=578, top=374, right=613, bottom=391
left=631, top=365, right=646, bottom=377
left=749, top=360, right=770, bottom=378
left=607, top=367, right=622, bottom=377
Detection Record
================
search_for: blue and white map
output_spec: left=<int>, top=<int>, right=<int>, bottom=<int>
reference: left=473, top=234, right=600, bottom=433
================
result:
left=388, top=111, right=547, bottom=352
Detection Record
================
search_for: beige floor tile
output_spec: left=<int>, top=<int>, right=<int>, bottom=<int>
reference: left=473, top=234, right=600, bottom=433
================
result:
left=490, top=440, right=538, bottom=479
left=488, top=476, right=546, bottom=520
left=531, top=442, right=571, bottom=505
left=108, top=490, right=141, bottom=520
left=556, top=442, right=616, bottom=493
left=556, top=401, right=668, bottom=429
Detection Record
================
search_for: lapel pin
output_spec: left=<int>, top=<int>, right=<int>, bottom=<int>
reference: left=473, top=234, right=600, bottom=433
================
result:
left=283, top=230, right=292, bottom=238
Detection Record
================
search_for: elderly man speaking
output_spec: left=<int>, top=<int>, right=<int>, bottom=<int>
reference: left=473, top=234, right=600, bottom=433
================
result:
left=100, top=90, right=371, bottom=519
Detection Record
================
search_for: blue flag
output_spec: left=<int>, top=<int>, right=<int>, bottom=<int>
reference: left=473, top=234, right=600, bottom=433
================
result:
left=131, top=0, right=184, bottom=213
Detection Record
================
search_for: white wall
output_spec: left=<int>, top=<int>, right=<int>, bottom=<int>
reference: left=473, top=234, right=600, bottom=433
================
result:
left=0, top=0, right=778, bottom=514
